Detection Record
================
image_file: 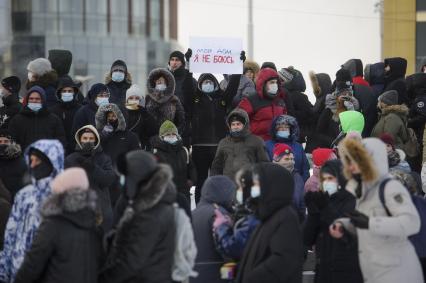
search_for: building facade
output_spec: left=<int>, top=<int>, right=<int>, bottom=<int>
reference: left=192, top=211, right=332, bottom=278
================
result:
left=0, top=0, right=180, bottom=93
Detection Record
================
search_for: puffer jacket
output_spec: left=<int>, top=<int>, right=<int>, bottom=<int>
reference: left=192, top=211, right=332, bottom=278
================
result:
left=238, top=68, right=287, bottom=141
left=210, top=108, right=270, bottom=180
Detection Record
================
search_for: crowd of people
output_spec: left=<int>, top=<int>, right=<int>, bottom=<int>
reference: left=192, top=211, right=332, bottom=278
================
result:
left=0, top=47, right=425, bottom=283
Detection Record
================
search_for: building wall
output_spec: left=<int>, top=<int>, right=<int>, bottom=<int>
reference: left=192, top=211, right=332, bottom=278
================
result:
left=383, top=0, right=416, bottom=74
left=417, top=0, right=426, bottom=71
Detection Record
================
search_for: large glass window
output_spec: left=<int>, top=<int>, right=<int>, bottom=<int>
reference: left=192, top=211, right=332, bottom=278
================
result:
left=150, top=0, right=161, bottom=39
left=416, top=22, right=426, bottom=70
left=12, top=0, right=32, bottom=33
left=86, top=0, right=107, bottom=35
left=132, top=0, right=146, bottom=36
left=110, top=0, right=127, bottom=35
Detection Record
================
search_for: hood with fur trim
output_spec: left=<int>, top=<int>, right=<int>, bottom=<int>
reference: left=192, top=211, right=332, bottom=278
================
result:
left=342, top=59, right=363, bottom=78
left=41, top=189, right=97, bottom=229
left=95, top=103, right=126, bottom=132
left=380, top=104, right=409, bottom=118
left=105, top=70, right=132, bottom=85
left=270, top=114, right=300, bottom=142
left=339, top=137, right=388, bottom=183
left=197, top=73, right=220, bottom=93
left=26, top=70, right=58, bottom=90
left=226, top=108, right=250, bottom=137
left=74, top=125, right=101, bottom=150
left=146, top=68, right=175, bottom=103
left=309, top=71, right=332, bottom=98
left=243, top=60, right=260, bottom=76
left=255, top=68, right=284, bottom=99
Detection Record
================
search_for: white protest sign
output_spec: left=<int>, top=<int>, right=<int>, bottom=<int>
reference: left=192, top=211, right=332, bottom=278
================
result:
left=189, top=37, right=243, bottom=74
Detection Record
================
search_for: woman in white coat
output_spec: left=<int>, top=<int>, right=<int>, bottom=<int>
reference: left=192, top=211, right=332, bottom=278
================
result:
left=330, top=137, right=423, bottom=283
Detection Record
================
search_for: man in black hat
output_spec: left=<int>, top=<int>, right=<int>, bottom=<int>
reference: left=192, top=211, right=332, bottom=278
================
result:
left=0, top=76, right=22, bottom=129
left=106, top=59, right=132, bottom=108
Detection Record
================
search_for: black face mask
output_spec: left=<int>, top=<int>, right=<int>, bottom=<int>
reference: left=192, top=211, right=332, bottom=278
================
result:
left=31, top=161, right=53, bottom=180
left=108, top=119, right=119, bottom=130
left=0, top=144, right=8, bottom=158
left=81, top=141, right=95, bottom=153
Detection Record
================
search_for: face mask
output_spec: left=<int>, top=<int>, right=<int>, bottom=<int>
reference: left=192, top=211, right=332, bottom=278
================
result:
left=323, top=181, right=338, bottom=195
left=155, top=84, right=167, bottom=91
left=61, top=92, right=74, bottom=102
left=28, top=102, right=42, bottom=112
left=163, top=136, right=178, bottom=144
left=251, top=185, right=261, bottom=198
left=202, top=83, right=215, bottom=93
left=112, top=71, right=125, bottom=82
left=0, top=144, right=8, bottom=157
left=236, top=190, right=243, bottom=204
left=276, top=130, right=290, bottom=139
left=81, top=141, right=95, bottom=152
left=230, top=128, right=243, bottom=138
left=281, top=160, right=295, bottom=172
left=96, top=97, right=109, bottom=107
left=127, top=99, right=139, bottom=105
left=108, top=119, right=119, bottom=129
left=267, top=83, right=278, bottom=95
left=31, top=162, right=53, bottom=180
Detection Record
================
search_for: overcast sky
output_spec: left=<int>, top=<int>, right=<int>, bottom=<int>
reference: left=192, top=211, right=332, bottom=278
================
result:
left=178, top=0, right=381, bottom=101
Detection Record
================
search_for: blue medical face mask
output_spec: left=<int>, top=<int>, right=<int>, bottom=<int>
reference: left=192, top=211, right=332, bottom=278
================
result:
left=202, top=82, right=215, bottom=93
left=112, top=71, right=125, bottom=82
left=155, top=84, right=167, bottom=91
left=323, top=181, right=338, bottom=195
left=276, top=130, right=290, bottom=139
left=96, top=97, right=109, bottom=107
left=27, top=102, right=42, bottom=112
left=61, top=92, right=74, bottom=102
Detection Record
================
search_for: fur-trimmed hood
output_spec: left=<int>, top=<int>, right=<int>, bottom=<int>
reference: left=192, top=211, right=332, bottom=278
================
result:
left=146, top=68, right=176, bottom=103
left=270, top=114, right=300, bottom=142
left=226, top=108, right=250, bottom=137
left=309, top=71, right=332, bottom=98
left=41, top=189, right=98, bottom=229
left=380, top=104, right=409, bottom=117
left=243, top=60, right=260, bottom=76
left=95, top=103, right=127, bottom=132
left=197, top=73, right=220, bottom=93
left=104, top=71, right=132, bottom=85
left=339, top=137, right=388, bottom=183
left=26, top=70, right=58, bottom=90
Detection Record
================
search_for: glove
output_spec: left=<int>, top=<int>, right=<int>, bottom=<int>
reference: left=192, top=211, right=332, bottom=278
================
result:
left=347, top=210, right=369, bottom=229
left=213, top=208, right=231, bottom=230
left=240, top=51, right=246, bottom=62
left=343, top=100, right=354, bottom=110
left=102, top=124, right=114, bottom=136
left=185, top=48, right=192, bottom=61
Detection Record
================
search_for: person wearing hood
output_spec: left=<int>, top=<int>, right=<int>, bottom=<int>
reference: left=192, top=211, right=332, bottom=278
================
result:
left=0, top=139, right=64, bottom=283
left=243, top=60, right=260, bottom=83
left=105, top=59, right=132, bottom=107
left=100, top=150, right=176, bottom=283
left=0, top=129, right=27, bottom=199
left=125, top=84, right=157, bottom=150
left=303, top=159, right=363, bottom=283
left=14, top=168, right=100, bottom=283
left=145, top=68, right=185, bottom=136
left=50, top=77, right=82, bottom=153
left=48, top=49, right=84, bottom=104
left=0, top=178, right=11, bottom=249
left=331, top=110, right=365, bottom=148
left=238, top=67, right=288, bottom=141
left=191, top=175, right=236, bottom=283
left=316, top=70, right=360, bottom=148
left=331, top=138, right=423, bottom=283
left=95, top=103, right=140, bottom=166
left=65, top=125, right=115, bottom=233
left=384, top=57, right=408, bottom=105
left=364, top=62, right=385, bottom=98
left=379, top=133, right=411, bottom=173
left=72, top=83, right=110, bottom=136
left=305, top=148, right=337, bottom=193
left=278, top=67, right=315, bottom=144
left=8, top=86, right=66, bottom=150
left=26, top=58, right=59, bottom=108
left=420, top=58, right=426, bottom=73
left=272, top=143, right=306, bottom=221
left=0, top=76, right=22, bottom=129
left=341, top=60, right=378, bottom=136
left=210, top=109, right=269, bottom=180
left=236, top=163, right=304, bottom=283
left=265, top=114, right=310, bottom=181
left=371, top=90, right=410, bottom=150
left=152, top=120, right=196, bottom=202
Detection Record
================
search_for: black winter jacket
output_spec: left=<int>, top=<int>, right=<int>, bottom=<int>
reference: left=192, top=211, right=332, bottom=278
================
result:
left=384, top=57, right=408, bottom=105
left=126, top=107, right=158, bottom=150
left=0, top=143, right=27, bottom=199
left=0, top=180, right=11, bottom=249
left=0, top=94, right=22, bottom=129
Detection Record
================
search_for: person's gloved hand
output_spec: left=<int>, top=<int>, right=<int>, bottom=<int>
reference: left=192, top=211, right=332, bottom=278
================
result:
left=347, top=210, right=369, bottom=229
left=240, top=51, right=246, bottom=63
left=344, top=100, right=354, bottom=110
left=213, top=208, right=232, bottom=229
left=102, top=124, right=114, bottom=136
left=185, top=48, right=192, bottom=61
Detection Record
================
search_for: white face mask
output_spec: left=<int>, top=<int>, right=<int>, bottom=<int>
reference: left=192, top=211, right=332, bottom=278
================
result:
left=202, top=82, right=215, bottom=93
left=155, top=84, right=167, bottom=91
left=127, top=98, right=139, bottom=105
left=267, top=83, right=278, bottom=95
left=323, top=181, right=338, bottom=195
left=163, top=136, right=178, bottom=144
left=236, top=190, right=243, bottom=204
left=250, top=185, right=261, bottom=198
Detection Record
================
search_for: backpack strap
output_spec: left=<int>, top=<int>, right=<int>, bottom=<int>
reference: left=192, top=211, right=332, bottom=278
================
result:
left=378, top=177, right=393, bottom=216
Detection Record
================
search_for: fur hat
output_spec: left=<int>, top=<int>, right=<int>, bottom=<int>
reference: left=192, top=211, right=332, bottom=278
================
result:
left=159, top=120, right=178, bottom=136
left=1, top=76, right=21, bottom=94
left=126, top=84, right=145, bottom=104
left=312, top=148, right=336, bottom=167
left=27, top=58, right=53, bottom=77
left=378, top=90, right=398, bottom=106
left=339, top=138, right=378, bottom=182
left=51, top=168, right=89, bottom=194
left=243, top=60, right=260, bottom=75
left=111, top=59, right=127, bottom=73
left=169, top=51, right=185, bottom=65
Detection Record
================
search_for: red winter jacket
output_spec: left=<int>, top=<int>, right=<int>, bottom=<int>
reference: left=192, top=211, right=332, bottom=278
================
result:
left=353, top=76, right=370, bottom=87
left=238, top=68, right=287, bottom=141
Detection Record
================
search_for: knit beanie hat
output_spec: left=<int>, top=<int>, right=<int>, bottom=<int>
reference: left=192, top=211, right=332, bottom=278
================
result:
left=51, top=168, right=89, bottom=194
left=169, top=51, right=185, bottom=65
left=379, top=133, right=395, bottom=149
left=335, top=68, right=353, bottom=91
left=273, top=143, right=293, bottom=160
left=378, top=90, right=398, bottom=106
left=27, top=58, right=53, bottom=77
left=312, top=148, right=336, bottom=167
left=159, top=120, right=178, bottom=136
left=261, top=62, right=277, bottom=71
left=278, top=68, right=294, bottom=83
left=1, top=76, right=21, bottom=94
left=111, top=59, right=127, bottom=73
left=126, top=84, right=145, bottom=104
